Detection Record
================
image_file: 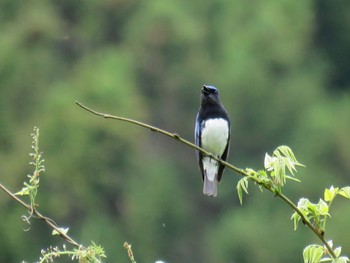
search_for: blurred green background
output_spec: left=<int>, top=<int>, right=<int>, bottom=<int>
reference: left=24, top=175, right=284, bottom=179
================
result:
left=1, top=0, right=350, bottom=262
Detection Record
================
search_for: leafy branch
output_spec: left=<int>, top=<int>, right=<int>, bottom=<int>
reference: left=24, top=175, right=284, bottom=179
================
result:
left=296, top=186, right=350, bottom=263
left=76, top=101, right=349, bottom=263
left=0, top=127, right=106, bottom=263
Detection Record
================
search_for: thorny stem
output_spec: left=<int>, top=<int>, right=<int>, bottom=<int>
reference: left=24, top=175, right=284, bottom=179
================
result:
left=75, top=100, right=337, bottom=259
left=0, top=183, right=81, bottom=248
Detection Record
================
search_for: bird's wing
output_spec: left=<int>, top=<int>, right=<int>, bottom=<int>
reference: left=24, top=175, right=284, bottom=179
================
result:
left=195, top=113, right=200, bottom=147
left=217, top=132, right=230, bottom=182
left=195, top=113, right=205, bottom=181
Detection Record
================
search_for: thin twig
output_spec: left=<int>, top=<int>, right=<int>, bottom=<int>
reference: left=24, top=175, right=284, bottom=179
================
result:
left=75, top=101, right=244, bottom=176
left=75, top=100, right=336, bottom=259
left=0, top=183, right=31, bottom=210
left=0, top=183, right=81, bottom=248
left=275, top=192, right=334, bottom=257
left=123, top=242, right=137, bottom=263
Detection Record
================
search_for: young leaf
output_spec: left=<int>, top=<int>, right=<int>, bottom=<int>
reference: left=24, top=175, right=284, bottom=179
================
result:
left=237, top=177, right=249, bottom=205
left=324, top=186, right=338, bottom=202
left=277, top=145, right=305, bottom=167
left=285, top=175, right=301, bottom=183
left=339, top=187, right=350, bottom=199
left=284, top=157, right=297, bottom=176
left=327, top=240, right=333, bottom=248
left=317, top=199, right=329, bottom=216
left=291, top=212, right=301, bottom=230
left=264, top=153, right=276, bottom=170
left=335, top=256, right=350, bottom=263
left=237, top=183, right=243, bottom=205
left=334, top=247, right=342, bottom=258
left=15, top=186, right=30, bottom=196
left=320, top=257, right=332, bottom=262
left=303, top=245, right=324, bottom=263
left=52, top=227, right=69, bottom=236
left=298, top=198, right=311, bottom=212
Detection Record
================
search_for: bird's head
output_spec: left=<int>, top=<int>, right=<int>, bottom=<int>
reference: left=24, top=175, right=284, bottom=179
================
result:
left=201, top=85, right=221, bottom=105
left=202, top=85, right=219, bottom=96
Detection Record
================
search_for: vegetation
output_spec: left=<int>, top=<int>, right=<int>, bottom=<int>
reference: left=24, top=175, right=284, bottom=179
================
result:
left=1, top=1, right=350, bottom=262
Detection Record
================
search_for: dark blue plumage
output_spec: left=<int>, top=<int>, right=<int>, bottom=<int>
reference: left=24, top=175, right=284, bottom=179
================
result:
left=195, top=85, right=230, bottom=197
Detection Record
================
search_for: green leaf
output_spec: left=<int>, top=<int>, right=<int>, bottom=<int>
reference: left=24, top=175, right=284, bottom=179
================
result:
left=240, top=177, right=249, bottom=194
left=291, top=212, right=301, bottom=230
left=320, top=257, right=333, bottom=262
left=324, top=186, right=338, bottom=202
left=237, top=177, right=249, bottom=205
left=237, top=184, right=243, bottom=205
left=15, top=187, right=30, bottom=196
left=284, top=157, right=297, bottom=176
left=52, top=227, right=69, bottom=236
left=257, top=170, right=268, bottom=178
left=334, top=257, right=350, bottom=263
left=265, top=145, right=304, bottom=191
left=285, top=175, right=301, bottom=183
left=264, top=153, right=275, bottom=170
left=328, top=240, right=333, bottom=248
left=317, top=199, right=329, bottom=216
left=339, top=186, right=350, bottom=199
left=303, top=245, right=324, bottom=263
left=298, top=198, right=311, bottom=212
left=334, top=247, right=342, bottom=257
left=278, top=145, right=295, bottom=160
left=278, top=145, right=305, bottom=167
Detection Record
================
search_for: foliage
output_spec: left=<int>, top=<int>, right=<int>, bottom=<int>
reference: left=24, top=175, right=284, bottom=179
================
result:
left=292, top=186, right=350, bottom=233
left=294, top=186, right=350, bottom=263
left=38, top=242, right=106, bottom=263
left=237, top=145, right=304, bottom=204
left=237, top=146, right=350, bottom=263
left=15, top=127, right=45, bottom=210
left=3, top=128, right=106, bottom=263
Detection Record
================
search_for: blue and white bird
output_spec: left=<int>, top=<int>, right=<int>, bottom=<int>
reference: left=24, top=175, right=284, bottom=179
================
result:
left=195, top=85, right=231, bottom=197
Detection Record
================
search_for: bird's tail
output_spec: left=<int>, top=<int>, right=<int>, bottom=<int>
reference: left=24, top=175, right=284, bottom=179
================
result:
left=203, top=175, right=218, bottom=197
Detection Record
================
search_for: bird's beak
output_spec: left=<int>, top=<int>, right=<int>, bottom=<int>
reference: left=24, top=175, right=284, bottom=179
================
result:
left=202, top=85, right=209, bottom=94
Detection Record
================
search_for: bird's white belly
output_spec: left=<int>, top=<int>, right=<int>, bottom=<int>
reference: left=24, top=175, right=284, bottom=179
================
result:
left=201, top=118, right=229, bottom=157
left=201, top=118, right=229, bottom=181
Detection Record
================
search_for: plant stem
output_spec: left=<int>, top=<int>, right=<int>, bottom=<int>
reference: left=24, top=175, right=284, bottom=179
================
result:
left=276, top=192, right=335, bottom=258
left=0, top=183, right=81, bottom=248
left=75, top=101, right=337, bottom=259
left=322, top=198, right=333, bottom=234
left=124, top=242, right=137, bottom=263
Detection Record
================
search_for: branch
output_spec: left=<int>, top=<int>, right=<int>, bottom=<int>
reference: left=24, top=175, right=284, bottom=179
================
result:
left=0, top=183, right=81, bottom=248
left=123, top=242, right=137, bottom=263
left=75, top=101, right=246, bottom=177
left=75, top=101, right=336, bottom=259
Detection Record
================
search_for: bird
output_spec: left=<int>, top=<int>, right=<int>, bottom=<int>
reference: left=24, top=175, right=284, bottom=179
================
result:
left=195, top=85, right=231, bottom=197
